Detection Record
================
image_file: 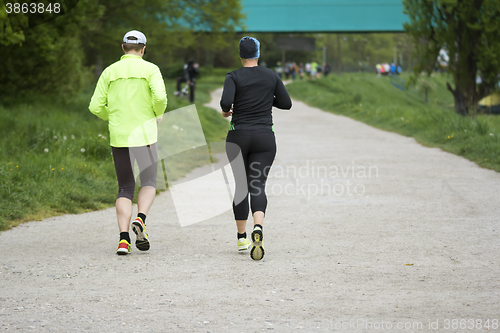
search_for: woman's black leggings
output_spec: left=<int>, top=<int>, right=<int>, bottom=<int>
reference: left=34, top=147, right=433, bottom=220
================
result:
left=226, top=129, right=276, bottom=220
left=111, top=143, right=158, bottom=201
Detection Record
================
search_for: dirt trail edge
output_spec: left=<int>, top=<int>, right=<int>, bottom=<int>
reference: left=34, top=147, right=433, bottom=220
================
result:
left=1, top=88, right=499, bottom=332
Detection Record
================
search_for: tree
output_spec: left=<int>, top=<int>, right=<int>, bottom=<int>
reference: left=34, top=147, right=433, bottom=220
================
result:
left=185, top=0, right=244, bottom=68
left=0, top=0, right=244, bottom=100
left=403, top=0, right=500, bottom=117
left=83, top=0, right=245, bottom=76
left=0, top=0, right=103, bottom=101
left=0, top=0, right=27, bottom=46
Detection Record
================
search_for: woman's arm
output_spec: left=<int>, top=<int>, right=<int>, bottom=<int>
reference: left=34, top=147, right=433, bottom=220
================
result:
left=220, top=74, right=236, bottom=113
left=273, top=78, right=292, bottom=110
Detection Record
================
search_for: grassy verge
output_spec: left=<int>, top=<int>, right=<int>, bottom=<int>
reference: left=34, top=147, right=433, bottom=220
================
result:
left=0, top=75, right=227, bottom=231
left=286, top=72, right=500, bottom=172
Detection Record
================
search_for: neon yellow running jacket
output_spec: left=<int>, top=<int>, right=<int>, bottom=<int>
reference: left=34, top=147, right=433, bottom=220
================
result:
left=89, top=54, right=167, bottom=147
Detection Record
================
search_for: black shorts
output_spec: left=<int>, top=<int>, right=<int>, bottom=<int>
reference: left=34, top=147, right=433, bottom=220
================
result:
left=111, top=143, right=158, bottom=201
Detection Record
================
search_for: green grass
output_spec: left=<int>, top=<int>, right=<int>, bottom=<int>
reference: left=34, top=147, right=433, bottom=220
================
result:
left=0, top=76, right=227, bottom=231
left=8, top=69, right=496, bottom=231
left=286, top=72, right=500, bottom=172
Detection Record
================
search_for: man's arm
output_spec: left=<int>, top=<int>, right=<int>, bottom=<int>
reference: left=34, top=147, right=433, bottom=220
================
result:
left=149, top=66, right=168, bottom=117
left=89, top=71, right=110, bottom=121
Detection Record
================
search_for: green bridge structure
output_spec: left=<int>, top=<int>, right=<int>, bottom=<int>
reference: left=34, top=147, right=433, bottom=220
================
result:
left=239, top=0, right=407, bottom=33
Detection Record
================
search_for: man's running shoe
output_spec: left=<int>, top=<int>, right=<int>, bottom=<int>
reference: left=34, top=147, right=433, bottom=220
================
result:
left=131, top=217, right=150, bottom=251
left=250, top=226, right=264, bottom=260
left=116, top=239, right=131, bottom=255
left=173, top=91, right=180, bottom=96
left=238, top=237, right=251, bottom=251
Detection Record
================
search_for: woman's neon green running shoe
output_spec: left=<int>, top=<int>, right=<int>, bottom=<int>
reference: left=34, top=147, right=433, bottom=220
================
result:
left=238, top=237, right=251, bottom=251
left=250, top=226, right=264, bottom=260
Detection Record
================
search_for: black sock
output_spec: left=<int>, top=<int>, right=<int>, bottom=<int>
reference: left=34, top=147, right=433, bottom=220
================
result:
left=237, top=232, right=247, bottom=239
left=254, top=224, right=263, bottom=230
left=137, top=213, right=146, bottom=225
left=120, top=232, right=130, bottom=243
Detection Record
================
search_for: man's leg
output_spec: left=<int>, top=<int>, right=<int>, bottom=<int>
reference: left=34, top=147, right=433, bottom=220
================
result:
left=112, top=147, right=136, bottom=255
left=116, top=198, right=133, bottom=233
left=137, top=186, right=156, bottom=215
left=130, top=144, right=158, bottom=251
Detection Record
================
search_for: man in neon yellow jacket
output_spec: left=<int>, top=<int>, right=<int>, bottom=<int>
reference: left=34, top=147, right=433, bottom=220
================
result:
left=89, top=30, right=167, bottom=255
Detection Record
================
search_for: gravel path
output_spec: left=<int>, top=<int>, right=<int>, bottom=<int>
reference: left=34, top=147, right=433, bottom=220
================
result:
left=1, top=88, right=499, bottom=332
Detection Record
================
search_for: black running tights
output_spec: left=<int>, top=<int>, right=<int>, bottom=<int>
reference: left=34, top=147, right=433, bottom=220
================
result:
left=225, top=130, right=276, bottom=220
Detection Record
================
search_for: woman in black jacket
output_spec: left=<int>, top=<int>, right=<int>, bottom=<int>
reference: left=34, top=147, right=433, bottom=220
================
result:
left=220, top=36, right=292, bottom=260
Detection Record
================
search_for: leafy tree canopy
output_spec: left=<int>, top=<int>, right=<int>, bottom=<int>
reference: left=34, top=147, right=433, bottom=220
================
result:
left=0, top=0, right=244, bottom=101
left=403, top=0, right=500, bottom=117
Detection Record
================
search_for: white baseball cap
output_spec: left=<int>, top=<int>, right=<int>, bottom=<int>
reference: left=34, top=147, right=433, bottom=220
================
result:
left=123, top=30, right=147, bottom=45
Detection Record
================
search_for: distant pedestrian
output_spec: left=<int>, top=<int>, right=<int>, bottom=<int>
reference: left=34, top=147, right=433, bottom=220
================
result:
left=316, top=63, right=322, bottom=79
left=311, top=61, right=318, bottom=79
left=290, top=62, right=297, bottom=80
left=89, top=30, right=167, bottom=255
left=275, top=61, right=283, bottom=78
left=305, top=62, right=311, bottom=79
left=284, top=62, right=290, bottom=80
left=323, top=63, right=331, bottom=77
left=383, top=63, right=390, bottom=75
left=175, top=59, right=199, bottom=103
left=390, top=63, right=396, bottom=75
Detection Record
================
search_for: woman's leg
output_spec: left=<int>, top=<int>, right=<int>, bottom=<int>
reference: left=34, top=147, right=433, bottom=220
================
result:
left=252, top=211, right=265, bottom=227
left=247, top=131, right=277, bottom=224
left=236, top=220, right=247, bottom=234
left=247, top=131, right=276, bottom=260
left=226, top=131, right=252, bottom=246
